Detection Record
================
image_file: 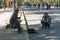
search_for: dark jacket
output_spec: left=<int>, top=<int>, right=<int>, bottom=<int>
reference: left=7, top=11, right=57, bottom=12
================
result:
left=41, top=15, right=51, bottom=25
left=10, top=11, right=18, bottom=24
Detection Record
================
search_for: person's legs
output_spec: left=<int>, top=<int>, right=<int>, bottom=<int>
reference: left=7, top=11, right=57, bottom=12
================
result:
left=44, top=23, right=48, bottom=29
left=46, top=23, right=50, bottom=29
left=42, top=24, right=45, bottom=29
left=42, top=24, right=44, bottom=28
left=44, top=25, right=47, bottom=29
left=47, top=24, right=50, bottom=29
left=17, top=21, right=22, bottom=33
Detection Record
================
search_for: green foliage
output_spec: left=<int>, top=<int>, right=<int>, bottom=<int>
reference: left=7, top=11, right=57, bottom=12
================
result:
left=28, top=0, right=60, bottom=4
left=0, top=0, right=3, bottom=6
left=28, top=0, right=34, bottom=4
left=58, top=0, right=60, bottom=3
left=17, top=0, right=23, bottom=4
left=0, top=0, right=60, bottom=6
left=27, top=0, right=38, bottom=4
left=27, top=0, right=59, bottom=4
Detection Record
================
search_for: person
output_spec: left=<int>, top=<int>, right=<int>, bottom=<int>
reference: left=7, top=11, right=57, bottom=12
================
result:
left=46, top=3, right=49, bottom=10
left=48, top=4, right=51, bottom=9
left=41, top=12, right=51, bottom=29
left=42, top=3, right=45, bottom=10
left=10, top=8, right=22, bottom=33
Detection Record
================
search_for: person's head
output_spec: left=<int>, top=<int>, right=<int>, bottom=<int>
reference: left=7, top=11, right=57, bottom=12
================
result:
left=44, top=12, right=48, bottom=16
left=15, top=8, right=19, bottom=13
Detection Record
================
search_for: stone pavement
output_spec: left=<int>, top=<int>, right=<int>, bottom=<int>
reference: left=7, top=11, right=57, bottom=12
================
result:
left=0, top=9, right=60, bottom=40
left=0, top=28, right=29, bottom=40
left=24, top=10, right=60, bottom=40
left=0, top=10, right=30, bottom=40
left=0, top=10, right=13, bottom=28
left=0, top=8, right=13, bottom=13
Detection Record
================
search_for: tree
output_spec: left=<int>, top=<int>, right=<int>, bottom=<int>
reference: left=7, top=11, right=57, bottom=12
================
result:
left=0, top=0, right=4, bottom=8
left=28, top=0, right=38, bottom=4
left=2, top=0, right=13, bottom=8
left=6, top=0, right=12, bottom=3
left=17, top=0, right=23, bottom=5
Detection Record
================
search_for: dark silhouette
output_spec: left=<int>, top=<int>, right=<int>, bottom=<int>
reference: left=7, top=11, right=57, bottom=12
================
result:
left=46, top=3, right=49, bottom=10
left=6, top=8, right=22, bottom=33
left=41, top=12, right=51, bottom=29
left=42, top=3, right=45, bottom=9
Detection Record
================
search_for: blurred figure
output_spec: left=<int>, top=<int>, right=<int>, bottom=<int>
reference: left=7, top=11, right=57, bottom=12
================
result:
left=42, top=3, right=45, bottom=10
left=10, top=8, right=22, bottom=33
left=46, top=3, right=49, bottom=10
left=41, top=12, right=51, bottom=29
left=48, top=4, right=51, bottom=9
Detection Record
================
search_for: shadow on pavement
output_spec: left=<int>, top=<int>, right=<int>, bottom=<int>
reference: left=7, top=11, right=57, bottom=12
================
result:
left=28, top=20, right=60, bottom=40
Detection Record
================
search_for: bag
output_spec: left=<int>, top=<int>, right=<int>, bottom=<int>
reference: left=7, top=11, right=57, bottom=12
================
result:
left=28, top=28, right=37, bottom=34
left=5, top=24, right=10, bottom=29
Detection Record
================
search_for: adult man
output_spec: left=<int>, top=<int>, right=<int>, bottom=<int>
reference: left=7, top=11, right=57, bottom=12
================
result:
left=41, top=12, right=51, bottom=29
left=10, top=8, right=22, bottom=33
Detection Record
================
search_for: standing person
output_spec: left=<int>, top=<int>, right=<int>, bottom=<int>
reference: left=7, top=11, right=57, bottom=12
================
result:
left=10, top=8, right=22, bottom=33
left=42, top=3, right=45, bottom=10
left=46, top=3, right=49, bottom=10
left=41, top=12, right=51, bottom=29
left=48, top=4, right=51, bottom=9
